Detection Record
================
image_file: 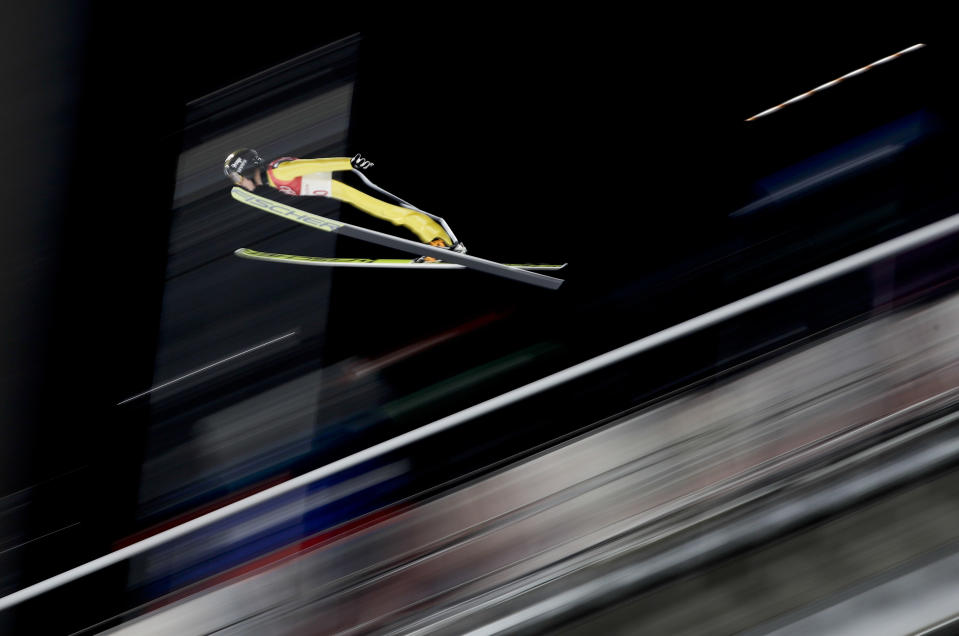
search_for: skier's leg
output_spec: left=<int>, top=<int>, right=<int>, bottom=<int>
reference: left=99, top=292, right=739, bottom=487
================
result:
left=329, top=180, right=454, bottom=246
left=352, top=169, right=462, bottom=249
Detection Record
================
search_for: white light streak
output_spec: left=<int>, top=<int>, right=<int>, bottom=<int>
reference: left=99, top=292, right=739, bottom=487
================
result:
left=116, top=331, right=298, bottom=405
left=746, top=43, right=926, bottom=122
left=0, top=523, right=81, bottom=557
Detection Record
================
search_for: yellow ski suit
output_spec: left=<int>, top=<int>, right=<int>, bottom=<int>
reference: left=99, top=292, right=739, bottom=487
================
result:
left=265, top=157, right=453, bottom=246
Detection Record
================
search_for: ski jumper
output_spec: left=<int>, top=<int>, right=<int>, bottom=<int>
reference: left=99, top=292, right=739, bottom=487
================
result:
left=265, top=157, right=454, bottom=246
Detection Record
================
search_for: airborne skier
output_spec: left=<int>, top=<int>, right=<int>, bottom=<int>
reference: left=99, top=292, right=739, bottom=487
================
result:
left=223, top=148, right=466, bottom=260
left=223, top=148, right=566, bottom=289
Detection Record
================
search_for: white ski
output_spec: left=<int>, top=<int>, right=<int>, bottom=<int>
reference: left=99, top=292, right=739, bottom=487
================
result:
left=234, top=248, right=567, bottom=270
left=230, top=187, right=565, bottom=289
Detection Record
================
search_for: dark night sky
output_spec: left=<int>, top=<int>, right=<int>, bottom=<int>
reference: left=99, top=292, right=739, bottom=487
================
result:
left=0, top=6, right=951, bottom=631
left=1, top=3, right=944, bottom=518
left=2, top=4, right=944, bottom=494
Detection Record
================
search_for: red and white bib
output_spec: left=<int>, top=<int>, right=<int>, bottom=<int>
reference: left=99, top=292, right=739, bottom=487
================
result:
left=267, top=157, right=333, bottom=196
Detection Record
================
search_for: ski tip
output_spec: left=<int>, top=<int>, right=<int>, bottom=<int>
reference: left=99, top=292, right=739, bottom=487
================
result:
left=505, top=263, right=567, bottom=271
left=234, top=247, right=259, bottom=260
left=531, top=278, right=563, bottom=290
left=523, top=271, right=565, bottom=290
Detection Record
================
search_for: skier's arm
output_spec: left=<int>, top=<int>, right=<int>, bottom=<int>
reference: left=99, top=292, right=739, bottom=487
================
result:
left=268, top=157, right=353, bottom=180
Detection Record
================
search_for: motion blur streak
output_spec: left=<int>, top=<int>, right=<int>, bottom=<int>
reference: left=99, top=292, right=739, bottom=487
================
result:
left=98, top=287, right=959, bottom=634
left=4, top=200, right=959, bottom=614
left=730, top=144, right=902, bottom=217
left=732, top=110, right=928, bottom=217
left=345, top=311, right=509, bottom=379
left=116, top=330, right=297, bottom=405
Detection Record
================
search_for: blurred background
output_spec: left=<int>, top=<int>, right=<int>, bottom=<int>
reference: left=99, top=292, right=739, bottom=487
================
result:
left=4, top=8, right=959, bottom=635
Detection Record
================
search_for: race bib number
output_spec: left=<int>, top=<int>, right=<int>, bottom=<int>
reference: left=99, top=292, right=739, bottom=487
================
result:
left=301, top=172, right=332, bottom=197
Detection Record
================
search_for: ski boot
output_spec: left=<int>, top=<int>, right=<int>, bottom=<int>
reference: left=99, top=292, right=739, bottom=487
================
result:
left=414, top=239, right=467, bottom=263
